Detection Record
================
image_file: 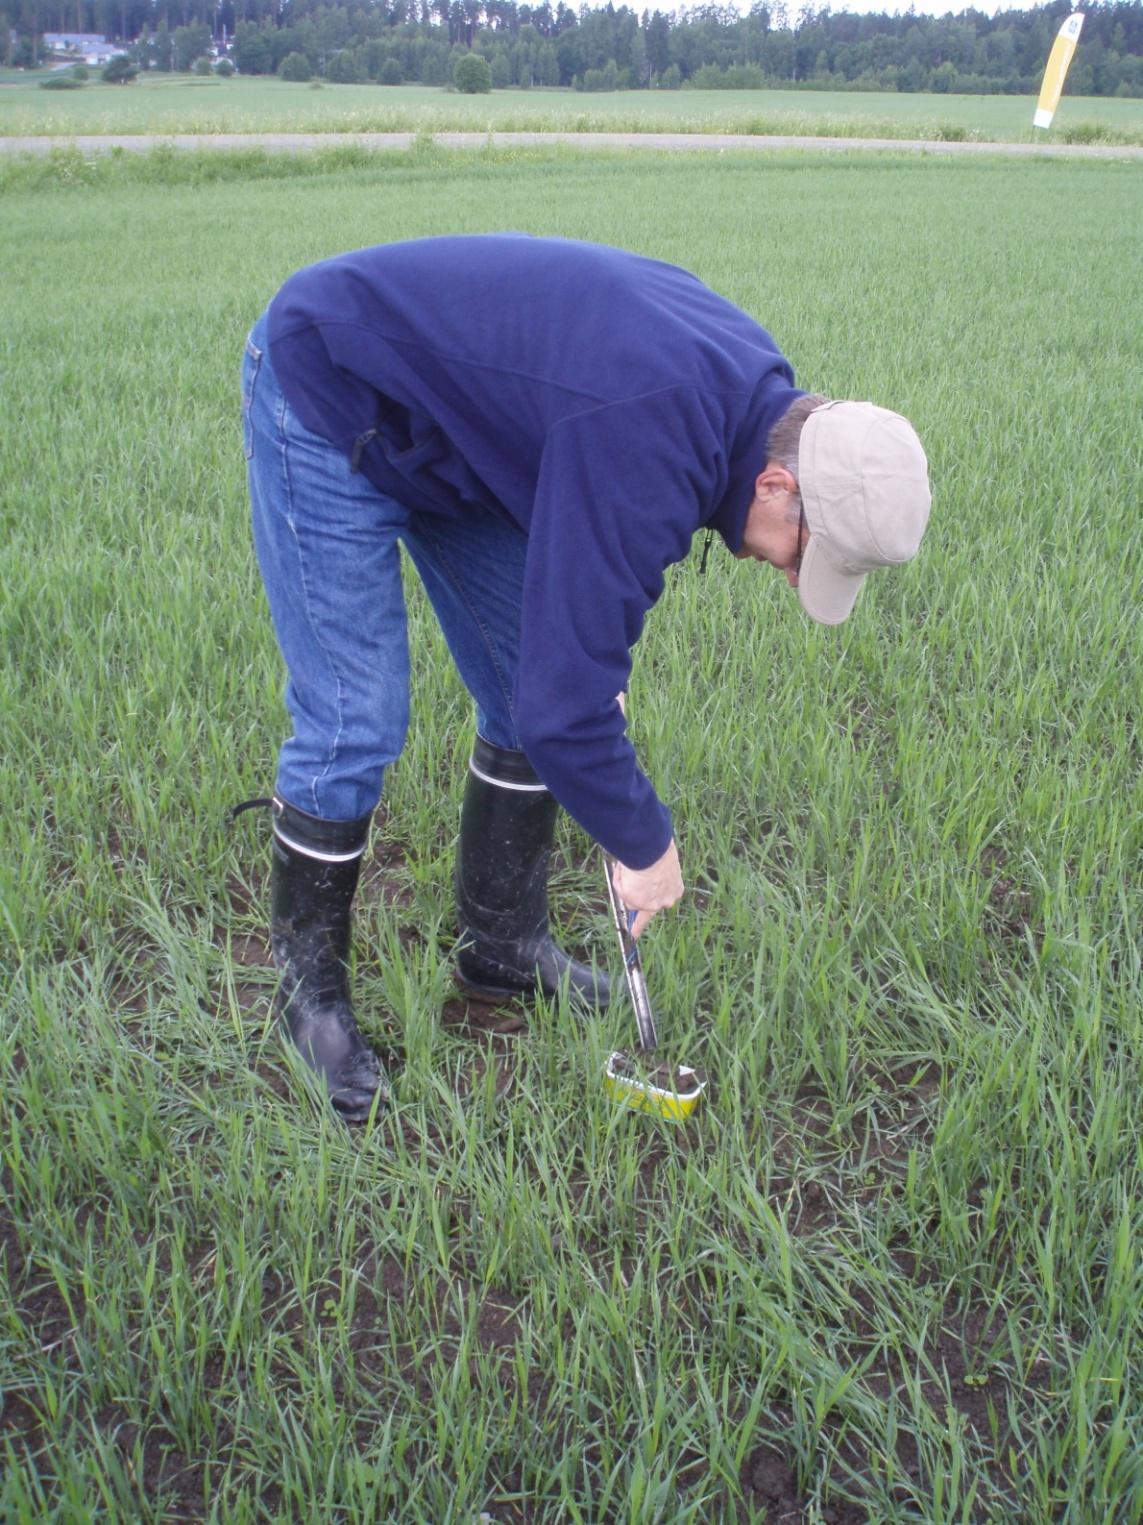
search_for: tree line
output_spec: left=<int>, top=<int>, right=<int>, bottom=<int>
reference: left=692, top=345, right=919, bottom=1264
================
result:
left=7, top=0, right=1142, bottom=96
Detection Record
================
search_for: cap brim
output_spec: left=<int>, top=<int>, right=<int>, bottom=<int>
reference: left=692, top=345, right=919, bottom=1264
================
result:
left=797, top=535, right=866, bottom=625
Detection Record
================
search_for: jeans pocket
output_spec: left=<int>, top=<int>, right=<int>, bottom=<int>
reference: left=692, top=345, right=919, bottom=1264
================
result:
left=241, top=334, right=264, bottom=461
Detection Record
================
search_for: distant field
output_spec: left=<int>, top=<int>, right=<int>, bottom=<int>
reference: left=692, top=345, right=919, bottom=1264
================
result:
left=2, top=74, right=1141, bottom=143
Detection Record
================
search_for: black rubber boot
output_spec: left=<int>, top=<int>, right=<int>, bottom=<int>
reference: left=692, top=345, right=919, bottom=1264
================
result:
left=269, top=798, right=387, bottom=1123
left=454, top=736, right=611, bottom=1008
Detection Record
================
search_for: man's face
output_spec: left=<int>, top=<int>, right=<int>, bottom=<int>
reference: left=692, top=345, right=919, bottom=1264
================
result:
left=736, top=465, right=809, bottom=588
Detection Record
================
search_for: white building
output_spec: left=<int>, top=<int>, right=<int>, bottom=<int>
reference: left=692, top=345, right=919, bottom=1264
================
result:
left=43, top=32, right=120, bottom=65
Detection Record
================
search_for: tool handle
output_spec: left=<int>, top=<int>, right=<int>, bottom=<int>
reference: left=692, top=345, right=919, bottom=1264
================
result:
left=604, top=857, right=659, bottom=1053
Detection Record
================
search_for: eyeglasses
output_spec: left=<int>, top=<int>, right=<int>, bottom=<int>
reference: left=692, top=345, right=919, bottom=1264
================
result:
left=792, top=500, right=806, bottom=579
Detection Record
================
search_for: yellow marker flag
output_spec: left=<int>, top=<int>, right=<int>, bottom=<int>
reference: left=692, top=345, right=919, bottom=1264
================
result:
left=1034, top=12, right=1085, bottom=130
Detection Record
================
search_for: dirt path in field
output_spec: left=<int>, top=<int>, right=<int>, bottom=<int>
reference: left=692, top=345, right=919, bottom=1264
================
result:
left=3, top=129, right=1141, bottom=159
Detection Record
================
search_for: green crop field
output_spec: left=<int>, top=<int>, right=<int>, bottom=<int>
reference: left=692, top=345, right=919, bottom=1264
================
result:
left=2, top=74, right=1142, bottom=144
left=2, top=144, right=1142, bottom=1522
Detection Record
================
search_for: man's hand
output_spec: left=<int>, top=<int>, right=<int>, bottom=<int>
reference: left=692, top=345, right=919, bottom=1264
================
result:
left=612, top=840, right=683, bottom=939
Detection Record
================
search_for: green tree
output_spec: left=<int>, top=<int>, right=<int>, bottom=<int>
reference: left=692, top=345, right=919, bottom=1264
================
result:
left=900, top=55, right=926, bottom=92
left=327, top=48, right=368, bottom=82
left=538, top=41, right=559, bottom=85
left=453, top=49, right=491, bottom=90
left=12, top=35, right=40, bottom=69
left=645, top=10, right=671, bottom=76
left=555, top=24, right=585, bottom=83
left=419, top=41, right=451, bottom=83
left=102, top=54, right=138, bottom=83
left=233, top=24, right=272, bottom=76
left=628, top=28, right=647, bottom=86
left=278, top=50, right=312, bottom=80
left=931, top=59, right=957, bottom=93
left=151, top=21, right=173, bottom=72
left=316, top=7, right=352, bottom=70
left=379, top=56, right=403, bottom=83
left=173, top=22, right=211, bottom=72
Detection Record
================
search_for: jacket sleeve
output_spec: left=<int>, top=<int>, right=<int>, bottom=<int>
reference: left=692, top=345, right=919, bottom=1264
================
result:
left=514, top=389, right=725, bottom=868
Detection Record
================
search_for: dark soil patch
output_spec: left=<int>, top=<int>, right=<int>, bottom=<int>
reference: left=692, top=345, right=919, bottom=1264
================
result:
left=761, top=1062, right=941, bottom=1236
left=0, top=1390, right=43, bottom=1466
left=358, top=834, right=420, bottom=914
left=440, top=993, right=528, bottom=1039
left=227, top=931, right=268, bottom=970
left=92, top=1398, right=259, bottom=1525
left=2, top=1215, right=87, bottom=1357
left=742, top=1440, right=866, bottom=1523
left=981, top=843, right=1038, bottom=946
left=826, top=1267, right=1046, bottom=1518
left=1, top=1175, right=88, bottom=1499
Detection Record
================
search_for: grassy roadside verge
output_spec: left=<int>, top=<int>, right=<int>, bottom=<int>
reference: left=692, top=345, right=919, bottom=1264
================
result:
left=1, top=134, right=1139, bottom=197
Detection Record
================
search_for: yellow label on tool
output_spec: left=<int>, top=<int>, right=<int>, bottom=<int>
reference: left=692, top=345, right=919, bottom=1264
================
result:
left=603, top=1056, right=706, bottom=1120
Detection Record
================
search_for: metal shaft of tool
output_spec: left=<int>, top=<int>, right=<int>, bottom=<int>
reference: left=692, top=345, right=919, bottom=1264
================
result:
left=604, top=857, right=659, bottom=1053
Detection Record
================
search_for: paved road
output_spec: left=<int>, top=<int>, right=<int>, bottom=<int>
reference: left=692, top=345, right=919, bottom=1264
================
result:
left=3, top=129, right=1141, bottom=160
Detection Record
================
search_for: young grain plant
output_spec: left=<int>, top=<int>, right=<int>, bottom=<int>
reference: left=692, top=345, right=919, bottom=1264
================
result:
left=1, top=145, right=1140, bottom=1522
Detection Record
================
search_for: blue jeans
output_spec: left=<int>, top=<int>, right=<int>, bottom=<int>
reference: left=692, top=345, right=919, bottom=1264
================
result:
left=243, top=313, right=527, bottom=822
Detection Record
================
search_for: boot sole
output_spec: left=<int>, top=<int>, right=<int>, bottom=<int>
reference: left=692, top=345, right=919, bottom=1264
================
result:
left=333, top=1096, right=385, bottom=1124
left=453, top=970, right=533, bottom=1005
left=454, top=968, right=610, bottom=1010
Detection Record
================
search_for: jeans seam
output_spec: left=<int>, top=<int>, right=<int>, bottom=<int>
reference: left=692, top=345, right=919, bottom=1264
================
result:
left=241, top=340, right=263, bottom=461
left=276, top=386, right=348, bottom=816
left=417, top=525, right=517, bottom=731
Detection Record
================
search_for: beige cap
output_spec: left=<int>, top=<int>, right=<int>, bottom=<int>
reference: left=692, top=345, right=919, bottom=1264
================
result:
left=797, top=401, right=931, bottom=625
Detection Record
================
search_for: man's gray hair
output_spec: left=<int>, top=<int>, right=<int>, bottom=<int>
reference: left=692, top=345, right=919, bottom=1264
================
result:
left=765, top=393, right=829, bottom=480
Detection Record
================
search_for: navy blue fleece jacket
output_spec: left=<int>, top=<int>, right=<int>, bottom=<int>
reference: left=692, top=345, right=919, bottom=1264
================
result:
left=266, top=235, right=801, bottom=868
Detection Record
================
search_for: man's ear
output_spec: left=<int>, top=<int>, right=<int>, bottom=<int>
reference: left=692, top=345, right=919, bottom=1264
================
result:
left=754, top=462, right=798, bottom=497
